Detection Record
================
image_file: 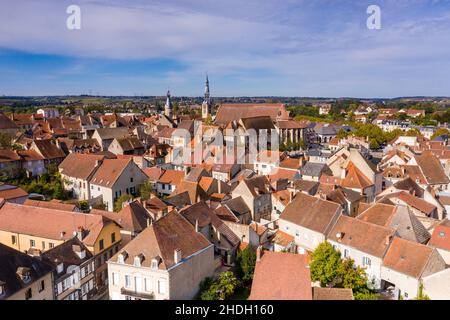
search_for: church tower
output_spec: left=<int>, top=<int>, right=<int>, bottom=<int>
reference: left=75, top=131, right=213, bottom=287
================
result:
left=164, top=90, right=173, bottom=118
left=202, top=74, right=212, bottom=120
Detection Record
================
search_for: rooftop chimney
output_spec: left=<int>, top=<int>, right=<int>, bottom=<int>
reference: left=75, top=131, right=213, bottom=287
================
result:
left=76, top=226, right=85, bottom=241
left=385, top=235, right=392, bottom=245
left=73, top=244, right=86, bottom=259
left=95, top=159, right=103, bottom=167
left=256, top=246, right=263, bottom=262
left=195, top=219, right=199, bottom=232
left=174, top=248, right=182, bottom=264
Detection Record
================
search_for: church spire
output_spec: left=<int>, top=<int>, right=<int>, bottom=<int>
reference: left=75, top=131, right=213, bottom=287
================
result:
left=164, top=89, right=173, bottom=118
left=202, top=73, right=212, bottom=120
left=204, top=73, right=210, bottom=99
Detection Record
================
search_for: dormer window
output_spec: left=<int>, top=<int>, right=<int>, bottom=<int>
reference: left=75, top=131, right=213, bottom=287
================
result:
left=56, top=263, right=64, bottom=274
left=118, top=251, right=128, bottom=264
left=151, top=257, right=160, bottom=270
left=134, top=254, right=144, bottom=267
left=16, top=267, right=31, bottom=284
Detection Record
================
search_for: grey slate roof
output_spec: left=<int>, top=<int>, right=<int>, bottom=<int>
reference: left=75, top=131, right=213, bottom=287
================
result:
left=300, top=162, right=330, bottom=177
left=0, top=243, right=53, bottom=300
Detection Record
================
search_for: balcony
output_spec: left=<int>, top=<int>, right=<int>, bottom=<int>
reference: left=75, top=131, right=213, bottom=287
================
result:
left=120, top=288, right=155, bottom=300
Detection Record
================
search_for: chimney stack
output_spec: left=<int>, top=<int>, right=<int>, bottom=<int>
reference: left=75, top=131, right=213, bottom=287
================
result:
left=195, top=219, right=199, bottom=232
left=385, top=235, right=392, bottom=245
left=76, top=226, right=84, bottom=241
left=174, top=248, right=182, bottom=264
left=256, top=246, right=262, bottom=262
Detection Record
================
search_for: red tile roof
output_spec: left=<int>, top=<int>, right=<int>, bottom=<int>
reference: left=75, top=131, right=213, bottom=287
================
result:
left=357, top=203, right=397, bottom=227
left=280, top=192, right=341, bottom=234
left=110, top=211, right=211, bottom=270
left=215, top=103, right=290, bottom=125
left=142, top=166, right=164, bottom=181
left=59, top=153, right=105, bottom=180
left=397, top=191, right=436, bottom=216
left=0, top=202, right=114, bottom=247
left=0, top=149, right=20, bottom=162
left=90, top=158, right=132, bottom=188
left=341, top=162, right=373, bottom=189
left=249, top=251, right=312, bottom=300
left=428, top=219, right=450, bottom=251
left=0, top=186, right=28, bottom=200
left=415, top=151, right=450, bottom=185
left=23, top=199, right=77, bottom=212
left=158, top=169, right=185, bottom=185
left=328, top=215, right=395, bottom=258
left=383, top=237, right=435, bottom=278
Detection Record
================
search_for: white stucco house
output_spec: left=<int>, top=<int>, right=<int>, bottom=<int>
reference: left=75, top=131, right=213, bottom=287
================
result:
left=327, top=215, right=396, bottom=290
left=381, top=237, right=446, bottom=300
left=89, top=158, right=148, bottom=211
left=108, top=211, right=216, bottom=300
left=278, top=192, right=341, bottom=253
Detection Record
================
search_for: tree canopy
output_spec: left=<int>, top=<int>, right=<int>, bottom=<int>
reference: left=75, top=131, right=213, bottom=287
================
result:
left=431, top=128, right=450, bottom=140
left=114, top=194, right=133, bottom=212
left=236, top=247, right=257, bottom=283
left=309, top=241, right=378, bottom=300
left=200, top=271, right=240, bottom=300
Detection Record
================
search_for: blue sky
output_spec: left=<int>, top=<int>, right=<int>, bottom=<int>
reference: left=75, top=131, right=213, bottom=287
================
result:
left=1, top=0, right=450, bottom=97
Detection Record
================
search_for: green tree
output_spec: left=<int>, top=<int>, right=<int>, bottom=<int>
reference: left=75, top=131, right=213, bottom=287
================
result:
left=198, top=277, right=216, bottom=300
left=405, top=128, right=421, bottom=137
left=337, top=259, right=378, bottom=300
left=414, top=283, right=430, bottom=300
left=384, top=128, right=404, bottom=142
left=139, top=181, right=153, bottom=201
left=114, top=194, right=133, bottom=212
left=0, top=132, right=12, bottom=149
left=204, top=114, right=213, bottom=125
left=78, top=200, right=89, bottom=211
left=309, top=242, right=342, bottom=286
left=431, top=128, right=450, bottom=140
left=310, top=242, right=378, bottom=300
left=236, top=247, right=256, bottom=283
left=200, top=272, right=240, bottom=300
left=337, top=129, right=349, bottom=140
left=369, top=138, right=380, bottom=149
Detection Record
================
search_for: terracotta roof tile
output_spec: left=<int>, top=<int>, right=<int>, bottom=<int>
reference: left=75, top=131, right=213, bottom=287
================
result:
left=110, top=211, right=211, bottom=270
left=357, top=203, right=397, bottom=227
left=328, top=215, right=395, bottom=258
left=23, top=199, right=76, bottom=212
left=0, top=185, right=28, bottom=200
left=158, top=169, right=185, bottom=186
left=90, top=158, right=133, bottom=188
left=249, top=251, right=312, bottom=300
left=215, top=103, right=289, bottom=125
left=397, top=191, right=436, bottom=216
left=280, top=193, right=341, bottom=234
left=312, top=287, right=354, bottom=300
left=428, top=219, right=450, bottom=251
left=59, top=153, right=104, bottom=180
left=341, top=162, right=373, bottom=189
left=415, top=151, right=450, bottom=185
left=0, top=202, right=113, bottom=247
left=383, top=237, right=434, bottom=278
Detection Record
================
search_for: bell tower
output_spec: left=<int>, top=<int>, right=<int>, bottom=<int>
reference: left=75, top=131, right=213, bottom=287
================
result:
left=202, top=74, right=212, bottom=120
left=164, top=90, right=173, bottom=118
